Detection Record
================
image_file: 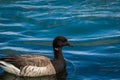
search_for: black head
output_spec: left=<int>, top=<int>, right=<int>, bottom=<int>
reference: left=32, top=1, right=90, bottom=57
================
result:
left=53, top=36, right=72, bottom=49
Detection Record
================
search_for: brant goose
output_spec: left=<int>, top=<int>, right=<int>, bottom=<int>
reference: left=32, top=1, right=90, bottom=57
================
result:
left=0, top=36, right=72, bottom=77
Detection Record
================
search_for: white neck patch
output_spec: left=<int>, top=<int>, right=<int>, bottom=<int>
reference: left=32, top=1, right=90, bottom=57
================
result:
left=55, top=48, right=59, bottom=51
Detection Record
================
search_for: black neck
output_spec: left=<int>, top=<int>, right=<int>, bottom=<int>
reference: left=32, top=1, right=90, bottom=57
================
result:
left=53, top=48, right=64, bottom=60
left=52, top=47, right=66, bottom=73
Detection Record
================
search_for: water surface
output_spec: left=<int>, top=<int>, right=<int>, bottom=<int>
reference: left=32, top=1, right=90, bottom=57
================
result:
left=0, top=0, right=120, bottom=80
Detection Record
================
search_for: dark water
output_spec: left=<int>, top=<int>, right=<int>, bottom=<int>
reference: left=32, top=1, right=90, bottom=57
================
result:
left=0, top=0, right=120, bottom=80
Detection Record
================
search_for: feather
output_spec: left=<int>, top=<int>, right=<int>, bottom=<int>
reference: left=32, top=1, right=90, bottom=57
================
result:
left=0, top=61, right=20, bottom=75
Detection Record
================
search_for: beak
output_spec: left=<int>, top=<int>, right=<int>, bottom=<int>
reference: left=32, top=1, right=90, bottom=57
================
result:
left=66, top=42, right=73, bottom=47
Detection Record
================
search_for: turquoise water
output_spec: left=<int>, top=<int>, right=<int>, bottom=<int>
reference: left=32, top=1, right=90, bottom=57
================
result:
left=0, top=0, right=120, bottom=80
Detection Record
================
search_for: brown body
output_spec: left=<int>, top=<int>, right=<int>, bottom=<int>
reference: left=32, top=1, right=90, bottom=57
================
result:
left=1, top=55, right=56, bottom=77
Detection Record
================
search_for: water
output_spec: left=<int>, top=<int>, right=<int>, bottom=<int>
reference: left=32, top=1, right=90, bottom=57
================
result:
left=0, top=0, right=120, bottom=80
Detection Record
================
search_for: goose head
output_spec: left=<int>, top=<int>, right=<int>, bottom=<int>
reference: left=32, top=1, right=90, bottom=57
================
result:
left=53, top=36, right=72, bottom=50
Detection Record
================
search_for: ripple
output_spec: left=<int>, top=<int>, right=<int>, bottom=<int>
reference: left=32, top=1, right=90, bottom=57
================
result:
left=0, top=23, right=23, bottom=27
left=69, top=34, right=120, bottom=41
left=27, top=13, right=49, bottom=18
left=75, top=13, right=120, bottom=18
left=0, top=17, right=10, bottom=21
left=64, top=50, right=106, bottom=56
left=3, top=4, right=71, bottom=10
left=20, top=37, right=52, bottom=41
left=0, top=31, right=31, bottom=38
left=0, top=46, right=52, bottom=53
left=0, top=42, right=7, bottom=46
left=0, top=32, right=19, bottom=35
left=65, top=50, right=120, bottom=58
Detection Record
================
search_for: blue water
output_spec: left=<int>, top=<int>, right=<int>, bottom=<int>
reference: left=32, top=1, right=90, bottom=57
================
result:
left=0, top=0, right=120, bottom=80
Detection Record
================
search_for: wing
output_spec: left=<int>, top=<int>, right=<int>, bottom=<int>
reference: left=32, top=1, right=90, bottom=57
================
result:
left=2, top=55, right=51, bottom=69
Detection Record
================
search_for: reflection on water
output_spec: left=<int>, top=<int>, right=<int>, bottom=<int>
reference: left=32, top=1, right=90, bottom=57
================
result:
left=0, top=72, right=67, bottom=80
